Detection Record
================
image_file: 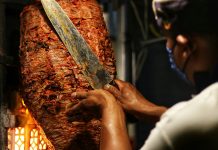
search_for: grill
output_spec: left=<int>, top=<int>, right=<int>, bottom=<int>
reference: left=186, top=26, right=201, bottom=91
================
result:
left=7, top=95, right=53, bottom=150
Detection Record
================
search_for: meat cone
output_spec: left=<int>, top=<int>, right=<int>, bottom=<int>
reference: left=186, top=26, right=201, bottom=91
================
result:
left=19, top=0, right=116, bottom=149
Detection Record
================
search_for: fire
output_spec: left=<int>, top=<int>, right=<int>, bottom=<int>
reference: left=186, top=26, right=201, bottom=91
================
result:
left=8, top=95, right=54, bottom=150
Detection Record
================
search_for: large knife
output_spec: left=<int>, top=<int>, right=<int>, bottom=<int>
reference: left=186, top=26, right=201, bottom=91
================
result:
left=41, top=0, right=113, bottom=89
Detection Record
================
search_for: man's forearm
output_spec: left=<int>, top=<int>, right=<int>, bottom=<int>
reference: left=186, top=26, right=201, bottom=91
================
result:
left=133, top=102, right=167, bottom=123
left=100, top=106, right=132, bottom=150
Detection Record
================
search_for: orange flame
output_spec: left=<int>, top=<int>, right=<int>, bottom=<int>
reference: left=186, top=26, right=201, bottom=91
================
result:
left=8, top=94, right=54, bottom=150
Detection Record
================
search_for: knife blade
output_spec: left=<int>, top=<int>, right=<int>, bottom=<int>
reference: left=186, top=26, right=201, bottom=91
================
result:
left=41, top=0, right=113, bottom=89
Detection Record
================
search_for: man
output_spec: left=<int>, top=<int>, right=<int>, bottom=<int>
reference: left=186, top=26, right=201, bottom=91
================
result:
left=67, top=0, right=218, bottom=149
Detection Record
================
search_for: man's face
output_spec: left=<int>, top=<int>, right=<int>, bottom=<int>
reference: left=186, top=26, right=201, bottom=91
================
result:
left=166, top=34, right=218, bottom=86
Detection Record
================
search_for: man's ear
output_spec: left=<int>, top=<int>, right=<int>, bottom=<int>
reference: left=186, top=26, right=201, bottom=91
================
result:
left=176, top=34, right=194, bottom=59
left=176, top=34, right=189, bottom=45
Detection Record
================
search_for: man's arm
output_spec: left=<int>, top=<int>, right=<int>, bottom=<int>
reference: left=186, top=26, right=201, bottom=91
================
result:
left=132, top=100, right=167, bottom=122
left=101, top=101, right=132, bottom=150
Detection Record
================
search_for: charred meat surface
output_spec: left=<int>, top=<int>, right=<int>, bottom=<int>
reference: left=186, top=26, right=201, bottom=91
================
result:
left=19, top=0, right=116, bottom=149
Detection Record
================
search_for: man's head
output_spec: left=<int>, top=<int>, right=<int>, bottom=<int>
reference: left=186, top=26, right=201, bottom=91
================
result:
left=152, top=0, right=218, bottom=91
left=152, top=0, right=218, bottom=35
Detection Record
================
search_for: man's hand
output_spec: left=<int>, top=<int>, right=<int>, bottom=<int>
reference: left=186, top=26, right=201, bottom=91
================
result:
left=66, top=89, right=132, bottom=150
left=105, top=79, right=155, bottom=111
left=104, top=79, right=167, bottom=122
left=66, top=89, right=119, bottom=116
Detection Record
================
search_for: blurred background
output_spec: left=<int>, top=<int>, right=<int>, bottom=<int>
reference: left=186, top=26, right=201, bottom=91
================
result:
left=0, top=0, right=194, bottom=149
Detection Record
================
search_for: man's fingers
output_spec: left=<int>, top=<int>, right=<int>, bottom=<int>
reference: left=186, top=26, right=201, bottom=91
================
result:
left=67, top=91, right=88, bottom=115
left=71, top=91, right=88, bottom=99
left=66, top=102, right=84, bottom=116
left=104, top=84, right=122, bottom=99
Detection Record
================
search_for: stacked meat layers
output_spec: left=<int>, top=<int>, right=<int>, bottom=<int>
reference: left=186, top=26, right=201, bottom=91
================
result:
left=19, top=0, right=116, bottom=149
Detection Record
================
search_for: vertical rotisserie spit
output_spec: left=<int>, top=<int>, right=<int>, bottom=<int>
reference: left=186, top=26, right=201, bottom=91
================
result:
left=19, top=0, right=116, bottom=149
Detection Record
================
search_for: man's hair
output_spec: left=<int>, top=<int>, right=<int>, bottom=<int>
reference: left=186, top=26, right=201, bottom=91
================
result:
left=152, top=0, right=218, bottom=36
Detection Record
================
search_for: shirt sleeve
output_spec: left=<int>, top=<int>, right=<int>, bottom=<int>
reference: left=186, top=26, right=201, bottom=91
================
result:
left=140, top=82, right=218, bottom=150
left=140, top=102, right=188, bottom=150
left=139, top=126, right=173, bottom=150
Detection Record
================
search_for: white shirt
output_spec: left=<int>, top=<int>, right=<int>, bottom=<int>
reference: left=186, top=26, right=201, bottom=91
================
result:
left=140, top=82, right=218, bottom=150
